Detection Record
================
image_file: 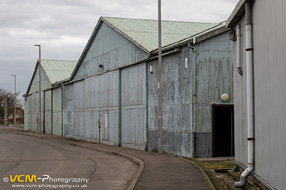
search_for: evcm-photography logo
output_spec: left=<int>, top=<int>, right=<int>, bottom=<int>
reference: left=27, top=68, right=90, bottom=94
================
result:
left=3, top=175, right=89, bottom=184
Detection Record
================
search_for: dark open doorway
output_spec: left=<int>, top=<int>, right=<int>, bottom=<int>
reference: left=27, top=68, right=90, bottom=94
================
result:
left=212, top=104, right=234, bottom=157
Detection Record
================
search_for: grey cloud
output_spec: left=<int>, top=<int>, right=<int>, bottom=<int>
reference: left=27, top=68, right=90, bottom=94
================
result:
left=0, top=0, right=239, bottom=97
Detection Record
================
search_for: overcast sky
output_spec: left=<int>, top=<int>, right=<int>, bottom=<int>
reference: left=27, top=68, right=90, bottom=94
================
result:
left=0, top=0, right=239, bottom=99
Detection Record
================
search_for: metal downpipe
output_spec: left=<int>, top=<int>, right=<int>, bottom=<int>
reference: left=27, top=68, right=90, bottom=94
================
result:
left=188, top=42, right=197, bottom=157
left=236, top=24, right=243, bottom=75
left=235, top=2, right=254, bottom=188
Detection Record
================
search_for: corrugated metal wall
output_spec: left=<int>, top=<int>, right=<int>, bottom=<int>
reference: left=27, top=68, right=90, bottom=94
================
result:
left=44, top=90, right=52, bottom=134
left=233, top=1, right=286, bottom=189
left=64, top=21, right=148, bottom=149
left=25, top=87, right=62, bottom=136
left=63, top=21, right=233, bottom=157
left=121, top=63, right=147, bottom=149
left=64, top=71, right=120, bottom=145
left=29, top=66, right=52, bottom=94
left=63, top=84, right=75, bottom=137
left=52, top=87, right=62, bottom=136
left=147, top=32, right=233, bottom=157
left=74, top=22, right=147, bottom=80
left=25, top=65, right=64, bottom=135
left=194, top=32, right=233, bottom=157
left=25, top=93, right=40, bottom=132
left=195, top=32, right=234, bottom=132
left=147, top=47, right=194, bottom=157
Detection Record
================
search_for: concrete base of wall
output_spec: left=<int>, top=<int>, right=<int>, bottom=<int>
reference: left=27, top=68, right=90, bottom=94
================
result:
left=147, top=129, right=193, bottom=157
left=195, top=132, right=212, bottom=158
left=121, top=143, right=145, bottom=151
left=147, top=130, right=213, bottom=158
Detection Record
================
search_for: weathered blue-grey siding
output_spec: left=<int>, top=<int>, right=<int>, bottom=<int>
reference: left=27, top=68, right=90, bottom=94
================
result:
left=194, top=32, right=233, bottom=157
left=52, top=87, right=62, bottom=136
left=64, top=71, right=120, bottom=145
left=63, top=19, right=233, bottom=158
left=121, top=63, right=147, bottom=149
left=74, top=22, right=148, bottom=80
left=25, top=65, right=51, bottom=133
left=63, top=83, right=75, bottom=137
left=195, top=32, right=233, bottom=132
left=147, top=32, right=233, bottom=157
left=147, top=46, right=194, bottom=157
left=64, top=21, right=148, bottom=148
left=44, top=90, right=52, bottom=134
left=25, top=93, right=40, bottom=132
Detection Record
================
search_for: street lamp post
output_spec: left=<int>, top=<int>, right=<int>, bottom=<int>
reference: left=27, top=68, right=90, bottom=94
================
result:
left=12, top=75, right=16, bottom=124
left=158, top=0, right=163, bottom=154
left=34, top=45, right=41, bottom=133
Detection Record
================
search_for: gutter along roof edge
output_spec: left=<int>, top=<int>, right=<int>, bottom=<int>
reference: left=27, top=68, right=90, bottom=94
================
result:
left=151, top=22, right=228, bottom=55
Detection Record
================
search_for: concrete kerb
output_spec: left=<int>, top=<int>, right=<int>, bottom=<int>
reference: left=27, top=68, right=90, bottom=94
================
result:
left=180, top=157, right=216, bottom=190
left=74, top=144, right=144, bottom=190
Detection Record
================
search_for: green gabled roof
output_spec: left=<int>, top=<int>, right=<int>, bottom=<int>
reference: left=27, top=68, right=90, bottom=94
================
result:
left=41, top=59, right=77, bottom=84
left=71, top=16, right=222, bottom=80
left=25, top=59, right=77, bottom=95
left=103, top=17, right=218, bottom=52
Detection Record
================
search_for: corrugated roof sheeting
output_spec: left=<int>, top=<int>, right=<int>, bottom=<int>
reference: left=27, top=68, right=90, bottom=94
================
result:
left=159, top=22, right=227, bottom=53
left=41, top=59, right=77, bottom=84
left=103, top=17, right=218, bottom=52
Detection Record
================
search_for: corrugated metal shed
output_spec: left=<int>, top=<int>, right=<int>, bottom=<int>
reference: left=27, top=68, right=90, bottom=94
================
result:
left=24, top=59, right=76, bottom=137
left=71, top=17, right=219, bottom=80
left=64, top=16, right=233, bottom=157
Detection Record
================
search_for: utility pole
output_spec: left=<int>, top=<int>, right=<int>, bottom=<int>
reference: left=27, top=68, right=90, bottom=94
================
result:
left=4, top=99, right=8, bottom=126
left=34, top=45, right=41, bottom=132
left=158, top=0, right=163, bottom=154
left=12, top=75, right=16, bottom=124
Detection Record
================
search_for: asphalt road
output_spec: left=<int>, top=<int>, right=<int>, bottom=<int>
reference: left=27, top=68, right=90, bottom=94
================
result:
left=0, top=127, right=137, bottom=190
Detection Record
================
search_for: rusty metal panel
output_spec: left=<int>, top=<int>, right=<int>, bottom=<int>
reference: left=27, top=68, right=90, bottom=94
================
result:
left=52, top=87, right=62, bottom=136
left=121, top=63, right=147, bottom=149
left=74, top=22, right=148, bottom=80
left=44, top=90, right=52, bottom=134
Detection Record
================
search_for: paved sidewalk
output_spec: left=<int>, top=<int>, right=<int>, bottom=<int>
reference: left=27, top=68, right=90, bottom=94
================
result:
left=1, top=126, right=211, bottom=190
left=75, top=142, right=211, bottom=190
